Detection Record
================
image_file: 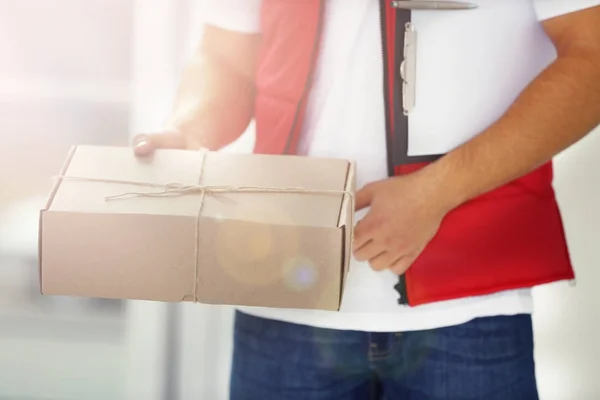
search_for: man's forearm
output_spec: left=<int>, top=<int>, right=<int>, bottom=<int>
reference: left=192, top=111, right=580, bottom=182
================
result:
left=166, top=26, right=260, bottom=150
left=424, top=38, right=600, bottom=210
left=166, top=53, right=255, bottom=150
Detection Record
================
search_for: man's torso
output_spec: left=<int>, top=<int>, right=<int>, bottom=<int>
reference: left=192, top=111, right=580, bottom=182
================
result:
left=204, top=0, right=591, bottom=331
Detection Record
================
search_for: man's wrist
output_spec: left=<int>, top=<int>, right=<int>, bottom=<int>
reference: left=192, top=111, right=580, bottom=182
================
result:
left=416, top=155, right=471, bottom=214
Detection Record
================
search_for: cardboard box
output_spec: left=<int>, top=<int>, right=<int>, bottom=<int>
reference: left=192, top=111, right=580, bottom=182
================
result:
left=39, top=145, right=355, bottom=311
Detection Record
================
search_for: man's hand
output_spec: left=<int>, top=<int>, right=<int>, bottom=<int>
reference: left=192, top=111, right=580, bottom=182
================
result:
left=352, top=172, right=451, bottom=275
left=132, top=130, right=202, bottom=157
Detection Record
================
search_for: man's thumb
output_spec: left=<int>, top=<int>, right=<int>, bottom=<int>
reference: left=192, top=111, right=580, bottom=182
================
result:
left=132, top=131, right=186, bottom=157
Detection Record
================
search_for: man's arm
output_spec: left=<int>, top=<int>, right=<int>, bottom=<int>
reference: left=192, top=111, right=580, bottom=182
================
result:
left=133, top=25, right=261, bottom=156
left=354, top=5, right=600, bottom=274
left=424, top=5, right=600, bottom=210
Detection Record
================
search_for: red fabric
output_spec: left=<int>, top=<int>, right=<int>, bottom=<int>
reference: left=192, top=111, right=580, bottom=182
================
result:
left=255, top=1, right=575, bottom=306
left=385, top=4, right=396, bottom=140
left=254, top=0, right=322, bottom=155
left=399, top=162, right=574, bottom=306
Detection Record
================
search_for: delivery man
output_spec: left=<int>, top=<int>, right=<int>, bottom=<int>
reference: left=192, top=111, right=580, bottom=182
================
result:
left=133, top=0, right=600, bottom=398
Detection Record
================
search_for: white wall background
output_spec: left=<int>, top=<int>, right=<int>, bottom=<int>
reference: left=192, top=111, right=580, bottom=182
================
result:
left=0, top=1, right=132, bottom=399
left=533, top=130, right=600, bottom=400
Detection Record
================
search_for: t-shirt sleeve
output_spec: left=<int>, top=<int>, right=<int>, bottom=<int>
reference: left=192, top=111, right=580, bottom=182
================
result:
left=203, top=0, right=262, bottom=33
left=534, top=0, right=599, bottom=21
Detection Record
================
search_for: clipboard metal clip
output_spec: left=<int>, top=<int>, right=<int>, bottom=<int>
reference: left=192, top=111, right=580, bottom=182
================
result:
left=391, top=1, right=478, bottom=10
left=400, top=22, right=417, bottom=116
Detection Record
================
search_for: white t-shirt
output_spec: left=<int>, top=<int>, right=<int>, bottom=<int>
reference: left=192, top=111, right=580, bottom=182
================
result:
left=204, top=0, right=598, bottom=332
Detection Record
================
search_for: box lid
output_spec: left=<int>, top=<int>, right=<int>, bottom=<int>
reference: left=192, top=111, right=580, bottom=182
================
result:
left=47, top=145, right=354, bottom=228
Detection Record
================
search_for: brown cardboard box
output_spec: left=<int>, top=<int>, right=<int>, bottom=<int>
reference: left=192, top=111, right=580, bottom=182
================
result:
left=39, top=145, right=355, bottom=311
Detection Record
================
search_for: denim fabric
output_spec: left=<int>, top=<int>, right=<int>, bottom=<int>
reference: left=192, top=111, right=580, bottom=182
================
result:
left=230, top=311, right=538, bottom=400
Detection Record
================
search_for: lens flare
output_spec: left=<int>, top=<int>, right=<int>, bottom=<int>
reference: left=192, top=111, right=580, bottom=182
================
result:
left=282, top=257, right=318, bottom=291
left=213, top=203, right=300, bottom=287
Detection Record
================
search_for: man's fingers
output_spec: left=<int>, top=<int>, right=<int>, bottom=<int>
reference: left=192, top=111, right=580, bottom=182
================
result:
left=132, top=131, right=187, bottom=157
left=353, top=239, right=384, bottom=263
left=390, top=254, right=417, bottom=276
left=368, top=251, right=399, bottom=272
left=352, top=216, right=377, bottom=252
left=355, top=183, right=377, bottom=211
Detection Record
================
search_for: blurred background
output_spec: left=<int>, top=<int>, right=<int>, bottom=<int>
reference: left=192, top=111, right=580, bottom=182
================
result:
left=0, top=0, right=598, bottom=399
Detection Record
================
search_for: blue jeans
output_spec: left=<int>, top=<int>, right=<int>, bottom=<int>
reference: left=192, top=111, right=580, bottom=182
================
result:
left=230, top=311, right=538, bottom=400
